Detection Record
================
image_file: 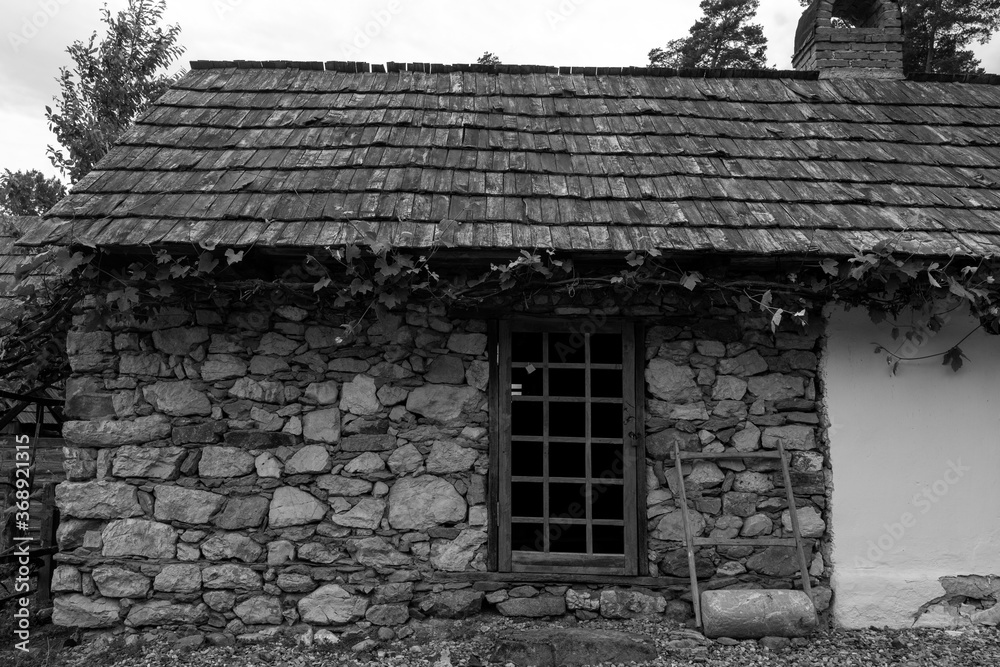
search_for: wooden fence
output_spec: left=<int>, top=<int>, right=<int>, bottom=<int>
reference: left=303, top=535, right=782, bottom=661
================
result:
left=1, top=436, right=64, bottom=608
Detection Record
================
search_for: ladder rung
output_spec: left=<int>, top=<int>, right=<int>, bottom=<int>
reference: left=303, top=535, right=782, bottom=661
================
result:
left=693, top=537, right=798, bottom=547
left=677, top=451, right=782, bottom=461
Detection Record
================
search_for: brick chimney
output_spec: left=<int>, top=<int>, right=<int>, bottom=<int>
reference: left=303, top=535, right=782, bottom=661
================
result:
left=793, top=0, right=904, bottom=79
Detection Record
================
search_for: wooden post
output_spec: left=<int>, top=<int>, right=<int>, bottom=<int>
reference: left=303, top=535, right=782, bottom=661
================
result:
left=673, top=442, right=701, bottom=629
left=778, top=441, right=814, bottom=604
left=37, top=483, right=57, bottom=607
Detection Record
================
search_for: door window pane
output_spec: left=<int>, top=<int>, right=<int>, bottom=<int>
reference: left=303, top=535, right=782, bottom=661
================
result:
left=512, top=366, right=543, bottom=396
left=549, top=442, right=585, bottom=478
left=548, top=332, right=585, bottom=364
left=549, top=402, right=586, bottom=437
left=549, top=523, right=587, bottom=553
left=511, top=441, right=543, bottom=477
left=512, top=332, right=543, bottom=363
left=592, top=443, right=624, bottom=479
left=549, top=368, right=585, bottom=397
left=592, top=525, right=624, bottom=554
left=590, top=334, right=622, bottom=364
left=592, top=369, right=623, bottom=397
left=512, top=401, right=543, bottom=436
left=511, top=482, right=543, bottom=518
left=512, top=523, right=545, bottom=552
left=591, top=402, right=623, bottom=439
left=549, top=482, right=587, bottom=519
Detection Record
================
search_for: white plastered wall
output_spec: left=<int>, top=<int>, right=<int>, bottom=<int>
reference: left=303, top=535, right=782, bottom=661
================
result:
left=823, top=306, right=1000, bottom=628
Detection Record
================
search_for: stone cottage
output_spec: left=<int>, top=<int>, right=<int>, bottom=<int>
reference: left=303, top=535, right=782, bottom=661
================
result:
left=19, top=0, right=1000, bottom=639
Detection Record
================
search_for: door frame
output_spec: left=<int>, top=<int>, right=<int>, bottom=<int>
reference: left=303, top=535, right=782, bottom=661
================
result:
left=487, top=317, right=647, bottom=576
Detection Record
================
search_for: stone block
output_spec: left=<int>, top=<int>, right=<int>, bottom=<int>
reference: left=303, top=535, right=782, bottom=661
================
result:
left=702, top=590, right=817, bottom=638
left=269, top=486, right=327, bottom=528
left=297, top=584, right=369, bottom=624
left=126, top=600, right=209, bottom=627
left=746, top=546, right=801, bottom=576
left=342, top=434, right=396, bottom=452
left=229, top=377, right=284, bottom=404
left=199, top=446, right=256, bottom=477
left=388, top=475, right=467, bottom=530
left=63, top=415, right=171, bottom=447
left=426, top=441, right=478, bottom=473
left=430, top=529, right=487, bottom=572
left=781, top=506, right=826, bottom=538
left=387, top=443, right=423, bottom=473
left=234, top=595, right=283, bottom=625
left=101, top=519, right=177, bottom=559
left=152, top=327, right=209, bottom=355
left=224, top=430, right=296, bottom=448
left=762, top=425, right=816, bottom=451
left=405, top=384, right=483, bottom=424
left=201, top=532, right=264, bottom=562
left=599, top=589, right=667, bottom=618
left=284, top=445, right=331, bottom=474
left=202, top=564, right=262, bottom=590
left=645, top=359, right=701, bottom=403
left=53, top=594, right=121, bottom=628
left=425, top=355, right=466, bottom=383
left=92, top=565, right=151, bottom=598
left=303, top=408, right=341, bottom=444
left=497, top=596, right=566, bottom=617
left=430, top=589, right=484, bottom=618
left=748, top=375, right=805, bottom=401
left=56, top=481, right=142, bottom=519
left=651, top=508, right=705, bottom=541
left=65, top=377, right=116, bottom=419
left=329, top=498, right=386, bottom=530
left=340, top=375, right=380, bottom=415
left=215, top=495, right=270, bottom=529
left=447, top=332, right=487, bottom=355
left=113, top=445, right=186, bottom=480
left=201, top=354, right=248, bottom=381
left=154, top=564, right=202, bottom=593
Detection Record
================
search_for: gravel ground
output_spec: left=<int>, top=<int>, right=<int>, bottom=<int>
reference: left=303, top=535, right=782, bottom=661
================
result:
left=6, top=615, right=1000, bottom=667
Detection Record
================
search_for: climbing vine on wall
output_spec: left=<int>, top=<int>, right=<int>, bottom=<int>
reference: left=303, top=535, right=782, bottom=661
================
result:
left=4, top=225, right=999, bottom=395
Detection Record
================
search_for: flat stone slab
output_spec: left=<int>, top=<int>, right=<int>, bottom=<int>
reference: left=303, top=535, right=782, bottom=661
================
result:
left=702, top=589, right=817, bottom=639
left=491, top=627, right=658, bottom=666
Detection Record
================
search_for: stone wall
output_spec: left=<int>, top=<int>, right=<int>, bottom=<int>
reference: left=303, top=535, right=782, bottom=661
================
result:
left=51, top=288, right=832, bottom=642
left=641, top=308, right=831, bottom=615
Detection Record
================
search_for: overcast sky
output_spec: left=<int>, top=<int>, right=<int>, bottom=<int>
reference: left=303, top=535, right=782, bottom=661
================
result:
left=3, top=0, right=1000, bottom=182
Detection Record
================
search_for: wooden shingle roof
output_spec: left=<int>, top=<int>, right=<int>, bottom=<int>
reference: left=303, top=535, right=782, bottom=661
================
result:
left=0, top=216, right=48, bottom=315
left=20, top=61, right=1000, bottom=257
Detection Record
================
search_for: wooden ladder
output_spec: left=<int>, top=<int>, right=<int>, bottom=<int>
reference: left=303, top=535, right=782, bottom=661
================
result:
left=672, top=441, right=814, bottom=630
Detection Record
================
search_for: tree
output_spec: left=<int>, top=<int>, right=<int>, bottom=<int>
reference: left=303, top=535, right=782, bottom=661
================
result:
left=648, top=0, right=768, bottom=69
left=477, top=51, right=502, bottom=66
left=900, top=0, right=1000, bottom=74
left=0, top=169, right=67, bottom=217
left=798, top=0, right=1000, bottom=75
left=46, top=0, right=184, bottom=184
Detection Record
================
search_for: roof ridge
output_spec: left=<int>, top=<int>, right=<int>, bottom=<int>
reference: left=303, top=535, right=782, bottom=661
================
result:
left=186, top=60, right=1000, bottom=85
left=187, top=59, right=818, bottom=80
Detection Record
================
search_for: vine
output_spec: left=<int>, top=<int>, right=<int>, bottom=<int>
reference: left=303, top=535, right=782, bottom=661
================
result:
left=4, top=226, right=1000, bottom=394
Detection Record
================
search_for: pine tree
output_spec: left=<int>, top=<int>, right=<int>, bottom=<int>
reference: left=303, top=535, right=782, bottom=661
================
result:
left=45, top=0, right=184, bottom=184
left=648, top=0, right=768, bottom=69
